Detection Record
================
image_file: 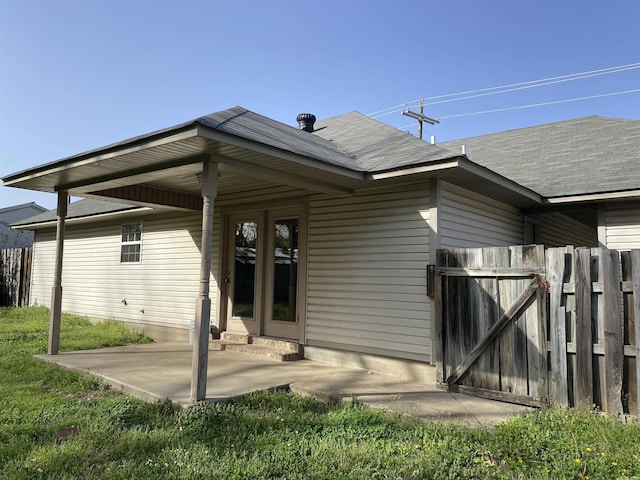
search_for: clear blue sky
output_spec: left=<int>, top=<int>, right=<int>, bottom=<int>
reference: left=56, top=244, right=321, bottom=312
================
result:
left=1, top=0, right=638, bottom=209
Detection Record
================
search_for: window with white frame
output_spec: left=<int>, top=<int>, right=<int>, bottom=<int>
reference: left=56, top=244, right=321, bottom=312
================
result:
left=121, top=223, right=142, bottom=263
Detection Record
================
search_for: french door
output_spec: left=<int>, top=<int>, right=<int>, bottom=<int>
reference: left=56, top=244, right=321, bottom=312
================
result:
left=224, top=207, right=304, bottom=340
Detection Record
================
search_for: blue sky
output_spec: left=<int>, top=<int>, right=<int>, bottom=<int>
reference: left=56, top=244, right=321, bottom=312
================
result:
left=1, top=0, right=638, bottom=209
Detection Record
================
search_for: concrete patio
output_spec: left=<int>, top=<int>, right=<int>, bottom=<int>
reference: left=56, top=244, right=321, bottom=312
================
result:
left=36, top=342, right=532, bottom=428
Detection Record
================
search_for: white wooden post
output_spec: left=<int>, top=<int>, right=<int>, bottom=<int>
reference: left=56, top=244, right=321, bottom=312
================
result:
left=48, top=191, right=68, bottom=355
left=191, top=158, right=218, bottom=401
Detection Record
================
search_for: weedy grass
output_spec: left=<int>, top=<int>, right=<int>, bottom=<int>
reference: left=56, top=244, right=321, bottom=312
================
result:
left=1, top=306, right=639, bottom=479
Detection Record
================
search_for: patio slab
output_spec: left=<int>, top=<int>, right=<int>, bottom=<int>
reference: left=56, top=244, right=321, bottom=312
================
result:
left=36, top=342, right=532, bottom=428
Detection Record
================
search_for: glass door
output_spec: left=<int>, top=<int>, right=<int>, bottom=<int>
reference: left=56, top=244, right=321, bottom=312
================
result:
left=225, top=213, right=263, bottom=335
left=263, top=208, right=302, bottom=340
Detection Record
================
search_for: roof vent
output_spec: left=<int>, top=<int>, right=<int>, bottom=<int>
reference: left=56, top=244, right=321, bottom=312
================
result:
left=296, top=113, right=316, bottom=133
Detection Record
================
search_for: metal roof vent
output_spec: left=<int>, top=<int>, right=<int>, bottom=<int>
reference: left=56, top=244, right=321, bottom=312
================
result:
left=296, top=113, right=316, bottom=133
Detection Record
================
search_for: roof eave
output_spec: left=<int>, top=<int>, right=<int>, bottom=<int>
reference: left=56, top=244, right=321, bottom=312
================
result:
left=11, top=205, right=152, bottom=230
left=2, top=125, right=202, bottom=189
left=543, top=189, right=640, bottom=205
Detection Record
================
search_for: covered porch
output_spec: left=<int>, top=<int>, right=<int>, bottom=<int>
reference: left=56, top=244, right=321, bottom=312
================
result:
left=3, top=108, right=366, bottom=401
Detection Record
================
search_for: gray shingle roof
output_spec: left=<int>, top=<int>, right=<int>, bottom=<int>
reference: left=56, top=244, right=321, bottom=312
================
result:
left=13, top=199, right=141, bottom=227
left=198, top=107, right=366, bottom=172
left=2, top=106, right=364, bottom=183
left=313, top=112, right=460, bottom=172
left=439, top=116, right=640, bottom=198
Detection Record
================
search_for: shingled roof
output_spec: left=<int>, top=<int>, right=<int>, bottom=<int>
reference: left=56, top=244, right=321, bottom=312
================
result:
left=439, top=116, right=640, bottom=198
left=13, top=199, right=143, bottom=227
left=313, top=112, right=460, bottom=173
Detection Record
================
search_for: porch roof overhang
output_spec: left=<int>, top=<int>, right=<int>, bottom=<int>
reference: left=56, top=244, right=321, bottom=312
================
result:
left=2, top=122, right=369, bottom=210
left=3, top=106, right=543, bottom=213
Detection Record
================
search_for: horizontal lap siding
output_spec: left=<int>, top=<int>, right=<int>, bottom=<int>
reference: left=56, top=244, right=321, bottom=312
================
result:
left=440, top=182, right=523, bottom=248
left=530, top=212, right=598, bottom=247
left=307, top=185, right=432, bottom=362
left=605, top=202, right=640, bottom=249
left=30, top=212, right=221, bottom=332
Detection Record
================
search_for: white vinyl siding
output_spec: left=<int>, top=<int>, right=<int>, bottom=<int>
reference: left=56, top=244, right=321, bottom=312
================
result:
left=604, top=202, right=640, bottom=250
left=439, top=182, right=523, bottom=248
left=527, top=212, right=598, bottom=247
left=30, top=211, right=221, bottom=332
left=306, top=185, right=432, bottom=362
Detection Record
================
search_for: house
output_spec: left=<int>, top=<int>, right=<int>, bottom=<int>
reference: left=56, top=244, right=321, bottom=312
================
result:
left=0, top=202, right=47, bottom=248
left=3, top=108, right=639, bottom=400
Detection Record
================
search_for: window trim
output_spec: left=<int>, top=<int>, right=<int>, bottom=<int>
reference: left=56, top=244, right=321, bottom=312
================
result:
left=120, top=222, right=143, bottom=263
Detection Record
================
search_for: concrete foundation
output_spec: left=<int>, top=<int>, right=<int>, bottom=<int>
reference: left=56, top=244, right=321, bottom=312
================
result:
left=303, top=346, right=436, bottom=383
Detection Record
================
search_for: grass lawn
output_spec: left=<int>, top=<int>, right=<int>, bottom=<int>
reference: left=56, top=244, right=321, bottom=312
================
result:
left=1, top=306, right=639, bottom=479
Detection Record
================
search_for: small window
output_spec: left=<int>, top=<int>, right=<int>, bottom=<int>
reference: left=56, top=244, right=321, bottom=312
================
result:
left=523, top=217, right=541, bottom=244
left=121, top=223, right=142, bottom=263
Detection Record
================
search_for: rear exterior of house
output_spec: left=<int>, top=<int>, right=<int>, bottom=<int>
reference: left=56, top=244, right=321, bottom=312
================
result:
left=25, top=180, right=599, bottom=365
left=6, top=109, right=638, bottom=376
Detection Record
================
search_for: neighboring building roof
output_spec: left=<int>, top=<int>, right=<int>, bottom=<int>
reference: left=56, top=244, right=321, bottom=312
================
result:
left=439, top=116, right=640, bottom=198
left=0, top=202, right=47, bottom=215
left=314, top=112, right=461, bottom=173
left=13, top=199, right=143, bottom=227
left=0, top=202, right=47, bottom=247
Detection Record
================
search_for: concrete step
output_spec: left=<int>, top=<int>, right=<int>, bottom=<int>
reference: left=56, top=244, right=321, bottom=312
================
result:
left=210, top=339, right=246, bottom=351
left=249, top=336, right=300, bottom=353
left=212, top=332, right=303, bottom=361
left=220, top=332, right=250, bottom=343
left=224, top=343, right=303, bottom=361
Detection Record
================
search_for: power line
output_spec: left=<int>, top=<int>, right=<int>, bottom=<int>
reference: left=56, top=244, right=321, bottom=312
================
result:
left=367, top=62, right=640, bottom=118
left=419, top=66, right=640, bottom=108
left=438, top=89, right=640, bottom=119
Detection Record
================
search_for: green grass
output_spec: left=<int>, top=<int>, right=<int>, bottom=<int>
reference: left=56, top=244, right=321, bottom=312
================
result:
left=1, top=307, right=639, bottom=479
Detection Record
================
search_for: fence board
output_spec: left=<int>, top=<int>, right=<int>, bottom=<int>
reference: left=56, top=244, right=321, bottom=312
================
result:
left=522, top=245, right=547, bottom=400
left=632, top=250, right=640, bottom=416
left=591, top=248, right=606, bottom=410
left=547, top=247, right=569, bottom=407
left=574, top=248, right=593, bottom=410
left=1, top=248, right=32, bottom=307
left=497, top=248, right=517, bottom=395
left=602, top=249, right=624, bottom=415
left=480, top=247, right=500, bottom=391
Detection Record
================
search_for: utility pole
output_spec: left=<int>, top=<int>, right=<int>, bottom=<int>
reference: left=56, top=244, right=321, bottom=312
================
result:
left=402, top=99, right=439, bottom=140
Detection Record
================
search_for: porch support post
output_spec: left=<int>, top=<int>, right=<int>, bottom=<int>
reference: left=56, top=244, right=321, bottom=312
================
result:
left=48, top=191, right=68, bottom=355
left=191, top=157, right=218, bottom=401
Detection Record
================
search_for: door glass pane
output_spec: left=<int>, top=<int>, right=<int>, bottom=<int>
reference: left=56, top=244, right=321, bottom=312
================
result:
left=272, top=218, right=298, bottom=322
left=232, top=221, right=257, bottom=317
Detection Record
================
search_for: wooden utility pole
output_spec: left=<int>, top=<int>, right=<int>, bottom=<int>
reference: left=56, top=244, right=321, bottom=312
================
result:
left=402, top=99, right=439, bottom=140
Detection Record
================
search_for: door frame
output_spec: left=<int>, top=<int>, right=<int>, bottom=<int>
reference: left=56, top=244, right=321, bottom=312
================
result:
left=263, top=207, right=305, bottom=340
left=219, top=198, right=308, bottom=342
left=222, top=211, right=265, bottom=336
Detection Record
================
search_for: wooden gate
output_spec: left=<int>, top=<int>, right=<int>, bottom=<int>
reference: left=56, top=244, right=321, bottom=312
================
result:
left=432, top=245, right=549, bottom=407
left=431, top=245, right=640, bottom=415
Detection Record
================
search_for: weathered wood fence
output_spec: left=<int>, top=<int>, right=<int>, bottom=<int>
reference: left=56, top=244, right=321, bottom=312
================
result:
left=432, top=245, right=640, bottom=416
left=0, top=247, right=33, bottom=307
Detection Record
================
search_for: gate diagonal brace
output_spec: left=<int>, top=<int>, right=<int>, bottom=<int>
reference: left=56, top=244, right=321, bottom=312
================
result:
left=445, top=276, right=543, bottom=387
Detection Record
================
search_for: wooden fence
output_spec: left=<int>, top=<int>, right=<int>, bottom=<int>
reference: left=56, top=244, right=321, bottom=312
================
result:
left=432, top=245, right=640, bottom=416
left=0, top=247, right=33, bottom=307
